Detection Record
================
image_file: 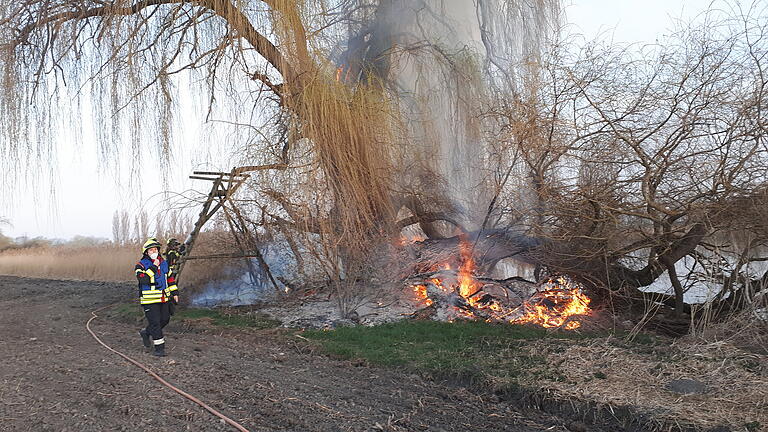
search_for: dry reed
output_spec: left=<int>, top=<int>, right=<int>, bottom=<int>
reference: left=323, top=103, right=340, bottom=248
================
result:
left=529, top=336, right=768, bottom=430
left=0, top=246, right=138, bottom=282
left=0, top=232, right=249, bottom=319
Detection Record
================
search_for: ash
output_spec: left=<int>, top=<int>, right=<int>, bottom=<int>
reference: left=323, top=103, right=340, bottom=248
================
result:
left=260, top=293, right=424, bottom=329
left=259, top=276, right=539, bottom=329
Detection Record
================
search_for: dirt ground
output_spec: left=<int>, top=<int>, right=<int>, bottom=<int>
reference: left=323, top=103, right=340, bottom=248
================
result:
left=0, top=275, right=586, bottom=432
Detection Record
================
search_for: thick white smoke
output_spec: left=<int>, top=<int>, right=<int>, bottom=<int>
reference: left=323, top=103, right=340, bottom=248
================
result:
left=340, top=0, right=560, bottom=232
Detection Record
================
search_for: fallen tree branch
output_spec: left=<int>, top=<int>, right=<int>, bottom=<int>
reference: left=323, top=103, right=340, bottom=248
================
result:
left=396, top=212, right=467, bottom=234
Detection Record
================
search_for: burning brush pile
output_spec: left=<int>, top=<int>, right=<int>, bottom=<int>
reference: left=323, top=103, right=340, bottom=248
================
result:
left=259, top=237, right=592, bottom=330
left=407, top=242, right=592, bottom=330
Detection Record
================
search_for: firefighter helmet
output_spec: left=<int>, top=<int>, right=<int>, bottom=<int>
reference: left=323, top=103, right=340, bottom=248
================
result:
left=142, top=237, right=162, bottom=254
left=167, top=238, right=180, bottom=248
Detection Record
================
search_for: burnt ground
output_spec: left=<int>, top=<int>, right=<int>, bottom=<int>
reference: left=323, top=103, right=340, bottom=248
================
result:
left=0, top=275, right=583, bottom=432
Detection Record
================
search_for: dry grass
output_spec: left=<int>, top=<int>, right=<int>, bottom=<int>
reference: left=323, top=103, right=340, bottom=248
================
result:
left=0, top=232, right=244, bottom=314
left=529, top=336, right=768, bottom=430
left=691, top=308, right=768, bottom=355
left=0, top=245, right=138, bottom=282
left=0, top=233, right=233, bottom=293
left=175, top=230, right=246, bottom=295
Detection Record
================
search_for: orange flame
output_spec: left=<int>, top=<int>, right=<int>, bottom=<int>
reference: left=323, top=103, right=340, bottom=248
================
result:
left=410, top=240, right=591, bottom=329
left=508, top=278, right=591, bottom=329
left=457, top=237, right=477, bottom=299
left=398, top=234, right=427, bottom=246
left=335, top=65, right=351, bottom=83
left=413, top=284, right=433, bottom=306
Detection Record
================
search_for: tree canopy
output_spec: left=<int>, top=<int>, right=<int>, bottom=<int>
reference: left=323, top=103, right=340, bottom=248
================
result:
left=2, top=0, right=767, bottom=319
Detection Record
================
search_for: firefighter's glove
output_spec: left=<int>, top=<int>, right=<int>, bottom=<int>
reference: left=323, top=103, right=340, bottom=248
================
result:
left=179, top=244, right=186, bottom=255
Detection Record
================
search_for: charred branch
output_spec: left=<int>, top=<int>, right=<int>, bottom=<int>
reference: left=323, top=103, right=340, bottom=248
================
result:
left=396, top=212, right=466, bottom=234
left=407, top=229, right=540, bottom=274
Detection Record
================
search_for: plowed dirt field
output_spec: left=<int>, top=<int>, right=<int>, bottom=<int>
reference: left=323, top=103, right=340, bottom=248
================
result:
left=0, top=276, right=579, bottom=432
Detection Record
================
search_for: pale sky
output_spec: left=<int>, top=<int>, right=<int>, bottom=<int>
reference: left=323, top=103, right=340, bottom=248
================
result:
left=3, top=0, right=755, bottom=240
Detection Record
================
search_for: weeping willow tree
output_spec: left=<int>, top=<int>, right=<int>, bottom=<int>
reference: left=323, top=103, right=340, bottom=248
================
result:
left=0, top=0, right=560, bottom=311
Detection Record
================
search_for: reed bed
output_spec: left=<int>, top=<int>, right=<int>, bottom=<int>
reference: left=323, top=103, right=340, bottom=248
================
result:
left=0, top=232, right=245, bottom=298
left=0, top=245, right=138, bottom=282
left=534, top=336, right=768, bottom=430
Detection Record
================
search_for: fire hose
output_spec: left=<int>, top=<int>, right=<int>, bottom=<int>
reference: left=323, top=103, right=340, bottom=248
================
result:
left=86, top=304, right=250, bottom=432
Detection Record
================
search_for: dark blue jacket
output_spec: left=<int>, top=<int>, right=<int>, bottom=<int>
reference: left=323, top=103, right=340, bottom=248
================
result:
left=135, top=255, right=175, bottom=304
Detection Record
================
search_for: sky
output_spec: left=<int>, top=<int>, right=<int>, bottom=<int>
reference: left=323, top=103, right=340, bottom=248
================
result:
left=4, top=79, right=240, bottom=241
left=567, top=0, right=701, bottom=43
left=2, top=0, right=755, bottom=240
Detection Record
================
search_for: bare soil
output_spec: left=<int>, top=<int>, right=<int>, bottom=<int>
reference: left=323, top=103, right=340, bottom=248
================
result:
left=0, top=276, right=580, bottom=432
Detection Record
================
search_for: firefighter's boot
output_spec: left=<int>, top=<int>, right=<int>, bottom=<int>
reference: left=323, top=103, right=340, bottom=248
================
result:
left=153, top=342, right=167, bottom=357
left=139, top=329, right=151, bottom=349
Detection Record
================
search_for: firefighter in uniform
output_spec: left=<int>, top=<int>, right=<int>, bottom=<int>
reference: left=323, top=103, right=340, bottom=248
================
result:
left=165, top=237, right=184, bottom=274
left=136, top=238, right=179, bottom=357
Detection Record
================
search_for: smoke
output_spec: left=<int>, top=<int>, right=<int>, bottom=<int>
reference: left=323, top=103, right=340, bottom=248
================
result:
left=190, top=234, right=325, bottom=307
left=339, top=0, right=560, bottom=232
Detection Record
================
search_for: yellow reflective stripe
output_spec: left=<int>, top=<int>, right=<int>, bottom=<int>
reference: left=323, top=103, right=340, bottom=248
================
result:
left=145, top=269, right=156, bottom=285
left=135, top=269, right=144, bottom=274
left=168, top=286, right=178, bottom=292
left=140, top=298, right=162, bottom=304
left=142, top=289, right=162, bottom=294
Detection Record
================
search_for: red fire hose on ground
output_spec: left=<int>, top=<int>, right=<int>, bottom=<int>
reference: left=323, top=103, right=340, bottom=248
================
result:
left=86, top=305, right=250, bottom=432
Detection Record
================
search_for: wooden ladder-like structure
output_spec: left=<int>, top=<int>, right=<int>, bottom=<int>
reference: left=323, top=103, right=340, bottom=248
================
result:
left=174, top=169, right=248, bottom=279
left=175, top=168, right=282, bottom=294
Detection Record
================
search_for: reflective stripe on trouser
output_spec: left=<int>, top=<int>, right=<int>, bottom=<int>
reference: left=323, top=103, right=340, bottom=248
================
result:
left=142, top=303, right=171, bottom=343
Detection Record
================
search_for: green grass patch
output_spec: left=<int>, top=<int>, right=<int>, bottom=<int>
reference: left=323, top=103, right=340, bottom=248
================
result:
left=108, top=303, right=280, bottom=329
left=174, top=307, right=280, bottom=329
left=303, top=320, right=596, bottom=386
left=111, top=303, right=144, bottom=322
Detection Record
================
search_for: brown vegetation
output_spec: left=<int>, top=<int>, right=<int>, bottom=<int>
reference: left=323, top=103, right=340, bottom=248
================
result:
left=0, top=0, right=558, bottom=315
left=1, top=0, right=766, bottom=325
left=479, top=11, right=768, bottom=320
left=535, top=336, right=768, bottom=430
left=0, top=230, right=230, bottom=295
left=0, top=245, right=137, bottom=282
